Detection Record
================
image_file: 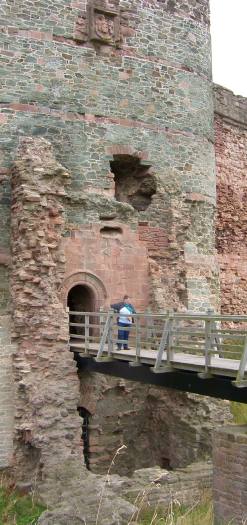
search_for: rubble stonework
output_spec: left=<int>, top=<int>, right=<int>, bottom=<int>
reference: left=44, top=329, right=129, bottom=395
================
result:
left=37, top=462, right=212, bottom=525
left=0, top=0, right=223, bottom=477
left=0, top=1, right=245, bottom=523
left=214, top=86, right=247, bottom=314
left=0, top=0, right=217, bottom=313
left=9, top=138, right=138, bottom=524
left=0, top=316, right=15, bottom=468
left=10, top=137, right=83, bottom=483
left=78, top=370, right=231, bottom=475
left=213, top=426, right=247, bottom=525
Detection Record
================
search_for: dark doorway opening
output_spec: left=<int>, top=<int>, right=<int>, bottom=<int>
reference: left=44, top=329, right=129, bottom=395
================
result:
left=67, top=284, right=95, bottom=337
left=78, top=407, right=91, bottom=470
left=67, top=284, right=95, bottom=313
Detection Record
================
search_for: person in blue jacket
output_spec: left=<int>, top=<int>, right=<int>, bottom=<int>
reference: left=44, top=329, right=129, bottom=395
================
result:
left=110, top=295, right=136, bottom=350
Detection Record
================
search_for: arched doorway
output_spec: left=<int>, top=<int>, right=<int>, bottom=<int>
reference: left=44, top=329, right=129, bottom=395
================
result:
left=67, top=284, right=95, bottom=313
left=67, top=284, right=95, bottom=339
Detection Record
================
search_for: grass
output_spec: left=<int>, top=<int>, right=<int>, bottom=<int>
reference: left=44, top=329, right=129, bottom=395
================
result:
left=231, top=401, right=247, bottom=424
left=136, top=497, right=214, bottom=525
left=0, top=483, right=45, bottom=525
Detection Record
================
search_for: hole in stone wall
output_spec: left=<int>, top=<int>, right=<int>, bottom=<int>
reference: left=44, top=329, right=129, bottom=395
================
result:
left=110, top=155, right=156, bottom=211
left=78, top=407, right=91, bottom=470
left=99, top=215, right=116, bottom=221
left=161, top=456, right=172, bottom=470
left=100, top=226, right=122, bottom=237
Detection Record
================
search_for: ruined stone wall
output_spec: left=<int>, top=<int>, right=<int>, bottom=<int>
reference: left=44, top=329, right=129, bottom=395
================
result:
left=0, top=0, right=219, bottom=480
left=78, top=370, right=231, bottom=476
left=0, top=0, right=217, bottom=313
left=213, top=425, right=247, bottom=525
left=10, top=138, right=84, bottom=486
left=62, top=223, right=150, bottom=311
left=0, top=316, right=15, bottom=468
left=214, top=85, right=247, bottom=313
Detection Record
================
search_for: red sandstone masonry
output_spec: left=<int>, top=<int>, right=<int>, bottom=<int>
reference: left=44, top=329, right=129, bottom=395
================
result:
left=10, top=137, right=83, bottom=485
left=215, top=111, right=247, bottom=314
left=63, top=225, right=150, bottom=310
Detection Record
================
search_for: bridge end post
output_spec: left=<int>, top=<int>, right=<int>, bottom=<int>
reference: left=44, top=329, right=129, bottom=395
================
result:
left=96, top=310, right=114, bottom=362
left=232, top=334, right=247, bottom=388
left=152, top=312, right=174, bottom=374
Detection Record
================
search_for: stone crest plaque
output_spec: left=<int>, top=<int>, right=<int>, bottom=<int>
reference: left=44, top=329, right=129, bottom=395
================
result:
left=89, top=2, right=120, bottom=46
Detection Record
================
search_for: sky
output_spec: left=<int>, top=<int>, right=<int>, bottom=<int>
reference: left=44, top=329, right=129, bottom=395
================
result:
left=210, top=0, right=247, bottom=97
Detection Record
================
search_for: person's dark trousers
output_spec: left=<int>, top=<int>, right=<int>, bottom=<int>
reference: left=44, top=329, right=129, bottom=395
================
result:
left=117, top=322, right=130, bottom=349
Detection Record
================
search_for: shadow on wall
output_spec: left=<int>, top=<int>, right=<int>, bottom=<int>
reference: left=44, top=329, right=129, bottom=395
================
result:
left=76, top=369, right=219, bottom=476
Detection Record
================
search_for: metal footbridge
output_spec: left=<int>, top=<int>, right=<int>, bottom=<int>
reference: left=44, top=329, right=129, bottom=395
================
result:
left=69, top=310, right=247, bottom=402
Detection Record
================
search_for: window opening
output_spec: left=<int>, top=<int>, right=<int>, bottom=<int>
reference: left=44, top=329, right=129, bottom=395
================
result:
left=110, top=154, right=156, bottom=211
left=100, top=226, right=122, bottom=237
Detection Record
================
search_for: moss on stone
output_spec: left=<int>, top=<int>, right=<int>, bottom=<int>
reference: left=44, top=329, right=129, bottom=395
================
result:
left=230, top=402, right=247, bottom=424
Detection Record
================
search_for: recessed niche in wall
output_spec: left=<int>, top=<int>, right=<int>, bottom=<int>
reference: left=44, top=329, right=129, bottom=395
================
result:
left=100, top=226, right=122, bottom=237
left=110, top=154, right=156, bottom=211
left=99, top=215, right=117, bottom=221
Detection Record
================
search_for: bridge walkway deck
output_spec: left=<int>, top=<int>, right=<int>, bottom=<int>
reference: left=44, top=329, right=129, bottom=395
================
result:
left=68, top=310, right=247, bottom=395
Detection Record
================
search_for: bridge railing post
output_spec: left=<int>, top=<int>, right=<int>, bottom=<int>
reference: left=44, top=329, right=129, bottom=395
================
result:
left=153, top=312, right=171, bottom=372
left=85, top=314, right=89, bottom=354
left=107, top=311, right=114, bottom=357
left=233, top=335, right=247, bottom=387
left=129, top=314, right=142, bottom=367
left=136, top=315, right=141, bottom=358
left=202, top=309, right=213, bottom=377
left=145, top=308, right=153, bottom=348
left=207, top=307, right=223, bottom=358
left=99, top=307, right=104, bottom=338
left=96, top=310, right=113, bottom=361
left=166, top=311, right=175, bottom=367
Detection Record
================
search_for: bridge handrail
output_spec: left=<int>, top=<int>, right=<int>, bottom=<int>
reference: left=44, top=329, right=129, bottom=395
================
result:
left=69, top=310, right=247, bottom=322
left=68, top=309, right=247, bottom=386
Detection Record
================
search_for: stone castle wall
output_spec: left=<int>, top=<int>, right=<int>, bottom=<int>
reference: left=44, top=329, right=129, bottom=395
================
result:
left=0, top=0, right=239, bottom=497
left=10, top=137, right=84, bottom=485
left=0, top=316, right=15, bottom=468
left=78, top=369, right=231, bottom=476
left=214, top=85, right=247, bottom=313
left=0, top=0, right=217, bottom=315
left=213, top=425, right=247, bottom=525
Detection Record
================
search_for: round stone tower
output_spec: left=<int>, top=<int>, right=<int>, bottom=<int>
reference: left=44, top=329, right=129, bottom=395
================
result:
left=0, top=0, right=217, bottom=318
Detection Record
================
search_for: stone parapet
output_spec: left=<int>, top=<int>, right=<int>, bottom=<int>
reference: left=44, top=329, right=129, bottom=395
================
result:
left=214, top=84, right=247, bottom=130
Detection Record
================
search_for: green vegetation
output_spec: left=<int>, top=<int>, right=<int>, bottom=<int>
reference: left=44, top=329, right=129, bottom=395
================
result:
left=219, top=337, right=244, bottom=360
left=136, top=496, right=213, bottom=525
left=0, top=484, right=45, bottom=525
left=231, top=401, right=247, bottom=424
